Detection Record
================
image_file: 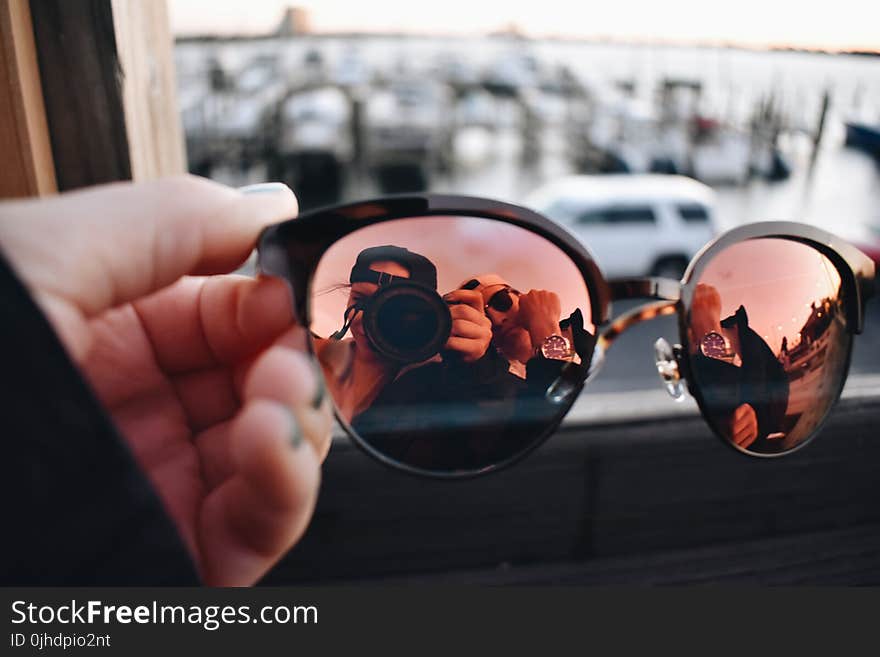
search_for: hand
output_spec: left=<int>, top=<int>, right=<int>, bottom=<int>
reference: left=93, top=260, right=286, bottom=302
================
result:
left=517, top=289, right=561, bottom=349
left=0, top=176, right=331, bottom=586
left=731, top=403, right=759, bottom=448
left=690, top=283, right=723, bottom=347
left=443, top=288, right=493, bottom=362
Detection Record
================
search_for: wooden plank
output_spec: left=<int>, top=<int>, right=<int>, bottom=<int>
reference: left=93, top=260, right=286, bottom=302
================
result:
left=260, top=396, right=880, bottom=584
left=28, top=0, right=184, bottom=190
left=0, top=0, right=56, bottom=198
left=110, top=0, right=185, bottom=180
left=354, top=523, right=880, bottom=585
left=29, top=0, right=131, bottom=190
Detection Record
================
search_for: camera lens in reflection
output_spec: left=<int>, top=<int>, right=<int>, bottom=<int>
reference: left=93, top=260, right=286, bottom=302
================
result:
left=363, top=282, right=452, bottom=363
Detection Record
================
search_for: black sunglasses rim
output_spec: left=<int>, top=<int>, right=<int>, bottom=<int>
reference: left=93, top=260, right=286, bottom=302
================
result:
left=257, top=194, right=610, bottom=478
left=256, top=194, right=876, bottom=477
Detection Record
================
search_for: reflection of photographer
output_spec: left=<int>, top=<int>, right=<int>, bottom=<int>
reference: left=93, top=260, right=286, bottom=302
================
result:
left=316, top=245, right=492, bottom=421
left=689, top=283, right=789, bottom=452
left=464, top=274, right=591, bottom=379
left=352, top=271, right=594, bottom=471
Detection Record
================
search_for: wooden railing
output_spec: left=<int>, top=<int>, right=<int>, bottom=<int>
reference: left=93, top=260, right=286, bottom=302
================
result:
left=263, top=393, right=880, bottom=584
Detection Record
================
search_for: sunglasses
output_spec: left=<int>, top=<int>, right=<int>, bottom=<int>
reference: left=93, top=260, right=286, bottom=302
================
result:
left=488, top=286, right=520, bottom=314
left=464, top=281, right=520, bottom=314
left=257, top=194, right=876, bottom=478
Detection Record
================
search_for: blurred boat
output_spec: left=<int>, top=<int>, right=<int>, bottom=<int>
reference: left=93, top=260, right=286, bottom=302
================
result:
left=455, top=88, right=500, bottom=131
left=481, top=51, right=539, bottom=97
left=182, top=54, right=287, bottom=175
left=269, top=85, right=354, bottom=209
left=363, top=78, right=455, bottom=192
left=566, top=79, right=789, bottom=185
left=452, top=89, right=502, bottom=169
left=845, top=122, right=880, bottom=159
left=331, top=46, right=372, bottom=90
left=691, top=117, right=789, bottom=184
left=434, top=52, right=481, bottom=92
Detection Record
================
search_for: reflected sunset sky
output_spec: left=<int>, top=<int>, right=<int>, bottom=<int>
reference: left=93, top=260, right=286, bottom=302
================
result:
left=311, top=216, right=593, bottom=338
left=696, top=238, right=842, bottom=353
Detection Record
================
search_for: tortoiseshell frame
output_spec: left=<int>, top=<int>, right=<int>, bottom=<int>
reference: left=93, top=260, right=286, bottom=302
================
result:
left=257, top=194, right=876, bottom=477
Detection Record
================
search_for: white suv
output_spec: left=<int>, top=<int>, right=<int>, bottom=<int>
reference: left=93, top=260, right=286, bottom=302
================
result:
left=524, top=174, right=719, bottom=280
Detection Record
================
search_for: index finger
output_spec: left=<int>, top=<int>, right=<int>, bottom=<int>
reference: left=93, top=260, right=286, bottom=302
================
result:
left=133, top=274, right=294, bottom=374
left=734, top=403, right=753, bottom=420
left=444, top=288, right=485, bottom=313
left=0, top=176, right=298, bottom=318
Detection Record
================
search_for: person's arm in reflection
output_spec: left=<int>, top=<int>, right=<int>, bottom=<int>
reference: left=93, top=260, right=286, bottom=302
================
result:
left=313, top=247, right=421, bottom=422
left=503, top=288, right=592, bottom=391
left=722, top=305, right=789, bottom=451
left=359, top=287, right=500, bottom=410
left=442, top=288, right=494, bottom=364
left=518, top=289, right=563, bottom=354
left=316, top=246, right=495, bottom=426
left=465, top=275, right=595, bottom=391
left=0, top=177, right=330, bottom=586
left=690, top=283, right=759, bottom=447
left=690, top=283, right=789, bottom=450
left=349, top=285, right=501, bottom=470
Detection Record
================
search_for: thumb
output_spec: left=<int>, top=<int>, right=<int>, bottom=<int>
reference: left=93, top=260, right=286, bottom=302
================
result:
left=0, top=176, right=297, bottom=317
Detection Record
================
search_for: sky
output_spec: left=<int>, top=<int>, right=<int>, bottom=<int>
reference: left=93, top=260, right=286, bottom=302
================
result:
left=169, top=0, right=880, bottom=52
left=310, top=216, right=593, bottom=339
left=697, top=238, right=841, bottom=354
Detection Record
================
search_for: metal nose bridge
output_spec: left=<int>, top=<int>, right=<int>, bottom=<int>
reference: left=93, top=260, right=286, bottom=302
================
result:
left=596, top=276, right=683, bottom=353
left=597, top=300, right=679, bottom=353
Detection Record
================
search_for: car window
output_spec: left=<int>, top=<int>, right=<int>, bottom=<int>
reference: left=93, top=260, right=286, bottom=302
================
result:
left=576, top=208, right=607, bottom=224
left=578, top=205, right=656, bottom=225
left=677, top=203, right=710, bottom=223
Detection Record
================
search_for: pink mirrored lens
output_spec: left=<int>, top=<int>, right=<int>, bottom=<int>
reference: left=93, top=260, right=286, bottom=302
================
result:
left=310, top=215, right=596, bottom=473
left=688, top=238, right=850, bottom=455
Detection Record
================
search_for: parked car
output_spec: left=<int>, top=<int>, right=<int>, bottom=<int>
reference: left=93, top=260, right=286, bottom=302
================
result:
left=523, top=174, right=719, bottom=279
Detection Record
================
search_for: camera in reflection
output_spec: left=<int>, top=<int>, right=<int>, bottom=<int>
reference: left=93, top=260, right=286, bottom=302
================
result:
left=360, top=281, right=453, bottom=363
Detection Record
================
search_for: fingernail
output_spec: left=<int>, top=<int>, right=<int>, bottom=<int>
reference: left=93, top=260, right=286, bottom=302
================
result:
left=310, top=359, right=327, bottom=410
left=239, top=182, right=291, bottom=195
left=288, top=409, right=304, bottom=449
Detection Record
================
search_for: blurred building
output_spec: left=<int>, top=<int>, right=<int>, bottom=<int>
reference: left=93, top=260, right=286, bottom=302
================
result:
left=275, top=7, right=311, bottom=37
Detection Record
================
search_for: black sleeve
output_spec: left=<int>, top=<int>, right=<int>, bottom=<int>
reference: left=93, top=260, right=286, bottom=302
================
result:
left=742, top=328, right=790, bottom=444
left=0, top=251, right=199, bottom=585
left=524, top=354, right=567, bottom=393
left=524, top=310, right=597, bottom=398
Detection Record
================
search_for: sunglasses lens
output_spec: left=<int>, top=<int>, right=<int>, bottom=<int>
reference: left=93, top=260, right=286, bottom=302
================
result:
left=488, top=289, right=514, bottom=312
left=687, top=238, right=851, bottom=455
left=309, top=215, right=597, bottom=474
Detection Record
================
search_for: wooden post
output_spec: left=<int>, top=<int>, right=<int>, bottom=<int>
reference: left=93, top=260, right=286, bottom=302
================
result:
left=110, top=0, right=185, bottom=181
left=27, top=0, right=184, bottom=192
left=0, top=0, right=57, bottom=198
left=809, top=89, right=830, bottom=173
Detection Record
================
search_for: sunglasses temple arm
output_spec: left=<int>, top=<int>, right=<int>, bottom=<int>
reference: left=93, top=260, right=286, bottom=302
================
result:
left=861, top=271, right=876, bottom=308
left=609, top=277, right=682, bottom=302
